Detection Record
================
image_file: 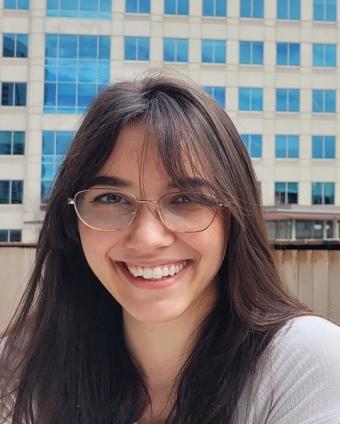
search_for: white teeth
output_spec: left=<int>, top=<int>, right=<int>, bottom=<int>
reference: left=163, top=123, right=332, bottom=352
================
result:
left=126, top=261, right=186, bottom=280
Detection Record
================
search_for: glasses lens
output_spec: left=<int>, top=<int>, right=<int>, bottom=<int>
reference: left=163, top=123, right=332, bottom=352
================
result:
left=75, top=189, right=136, bottom=230
left=159, top=192, right=218, bottom=232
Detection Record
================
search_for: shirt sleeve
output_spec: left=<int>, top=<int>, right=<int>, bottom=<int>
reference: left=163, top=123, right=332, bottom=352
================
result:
left=265, top=316, right=340, bottom=424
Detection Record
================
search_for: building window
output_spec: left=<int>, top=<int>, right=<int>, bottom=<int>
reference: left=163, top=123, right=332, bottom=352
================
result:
left=164, top=0, right=189, bottom=15
left=0, top=180, right=23, bottom=204
left=126, top=0, right=150, bottom=13
left=4, top=0, right=29, bottom=9
left=203, top=86, right=225, bottom=108
left=239, top=41, right=263, bottom=65
left=265, top=220, right=293, bottom=240
left=163, top=38, right=188, bottom=62
left=313, top=0, right=336, bottom=21
left=313, top=44, right=336, bottom=67
left=3, top=33, right=28, bottom=58
left=240, top=0, right=263, bottom=18
left=276, top=88, right=299, bottom=112
left=312, top=136, right=335, bottom=159
left=277, top=0, right=300, bottom=19
left=0, top=229, right=22, bottom=242
left=124, top=37, right=149, bottom=61
left=202, top=39, right=226, bottom=63
left=239, top=88, right=263, bottom=111
left=275, top=182, right=298, bottom=205
left=312, top=89, right=336, bottom=113
left=202, top=0, right=227, bottom=16
left=275, top=135, right=299, bottom=158
left=44, top=34, right=110, bottom=114
left=312, top=182, right=335, bottom=204
left=0, top=131, right=25, bottom=155
left=296, top=220, right=334, bottom=239
left=47, top=0, right=111, bottom=19
left=276, top=42, right=300, bottom=66
left=41, top=131, right=72, bottom=200
left=1, top=82, right=27, bottom=106
left=241, top=134, right=262, bottom=158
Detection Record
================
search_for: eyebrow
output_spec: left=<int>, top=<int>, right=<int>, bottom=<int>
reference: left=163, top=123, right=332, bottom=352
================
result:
left=168, top=177, right=214, bottom=191
left=87, top=176, right=131, bottom=188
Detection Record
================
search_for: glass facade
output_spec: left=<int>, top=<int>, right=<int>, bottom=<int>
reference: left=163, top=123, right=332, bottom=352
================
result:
left=241, top=134, right=262, bottom=157
left=126, top=0, right=150, bottom=13
left=266, top=220, right=293, bottom=240
left=4, top=0, right=29, bottom=9
left=46, top=0, right=111, bottom=19
left=41, top=131, right=73, bottom=200
left=0, top=229, right=22, bottom=242
left=240, top=0, right=264, bottom=18
left=239, top=87, right=263, bottom=111
left=0, top=180, right=23, bottom=204
left=239, top=41, right=263, bottom=64
left=312, top=89, right=336, bottom=113
left=44, top=34, right=110, bottom=114
left=0, top=131, right=25, bottom=155
left=124, top=37, right=149, bottom=61
left=312, top=182, right=335, bottom=204
left=313, top=0, right=337, bottom=21
left=276, top=42, right=300, bottom=66
left=312, top=135, right=335, bottom=159
left=203, top=86, right=226, bottom=108
left=3, top=33, right=28, bottom=58
left=277, top=0, right=300, bottom=19
left=1, top=82, right=27, bottom=106
left=202, top=39, right=226, bottom=63
left=164, top=0, right=189, bottom=15
left=276, top=88, right=299, bottom=112
left=275, top=182, right=298, bottom=204
left=275, top=135, right=299, bottom=158
left=163, top=38, right=188, bottom=62
left=313, top=44, right=336, bottom=67
left=202, top=0, right=227, bottom=16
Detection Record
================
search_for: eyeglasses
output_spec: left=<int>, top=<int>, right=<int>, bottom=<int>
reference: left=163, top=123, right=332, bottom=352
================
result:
left=68, top=188, right=227, bottom=233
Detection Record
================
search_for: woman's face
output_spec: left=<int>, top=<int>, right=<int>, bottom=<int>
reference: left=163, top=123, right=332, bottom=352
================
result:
left=78, top=125, right=229, bottom=323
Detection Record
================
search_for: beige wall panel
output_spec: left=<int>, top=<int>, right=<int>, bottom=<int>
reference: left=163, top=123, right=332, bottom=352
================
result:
left=312, top=250, right=329, bottom=316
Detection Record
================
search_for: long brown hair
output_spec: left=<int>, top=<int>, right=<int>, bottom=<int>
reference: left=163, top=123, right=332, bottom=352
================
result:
left=0, top=73, right=310, bottom=423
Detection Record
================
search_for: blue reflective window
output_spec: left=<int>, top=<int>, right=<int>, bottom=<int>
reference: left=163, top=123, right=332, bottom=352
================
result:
left=0, top=131, right=25, bottom=155
left=276, top=42, right=300, bottom=66
left=312, top=135, right=335, bottom=158
left=312, top=89, right=336, bottom=113
left=239, top=87, right=263, bottom=111
left=0, top=180, right=23, bottom=204
left=203, top=86, right=226, bottom=108
left=241, top=134, right=262, bottom=157
left=240, top=0, right=263, bottom=18
left=1, top=82, right=27, bottom=106
left=239, top=41, right=263, bottom=64
left=275, top=182, right=298, bottom=204
left=41, top=131, right=73, bottom=200
left=202, top=39, right=226, bottom=63
left=126, top=0, right=150, bottom=13
left=313, top=0, right=336, bottom=21
left=276, top=89, right=299, bottom=112
left=203, top=0, right=227, bottom=16
left=277, top=0, right=300, bottom=19
left=312, top=182, right=335, bottom=204
left=0, top=229, right=22, bottom=242
left=4, top=0, right=29, bottom=9
left=165, top=0, right=189, bottom=14
left=313, top=44, right=336, bottom=67
left=47, top=0, right=111, bottom=18
left=163, top=38, right=188, bottom=62
left=44, top=34, right=110, bottom=114
left=275, top=135, right=299, bottom=158
left=124, top=37, right=149, bottom=60
left=3, top=34, right=28, bottom=58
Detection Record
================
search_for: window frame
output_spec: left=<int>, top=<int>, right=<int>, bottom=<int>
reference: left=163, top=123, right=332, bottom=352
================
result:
left=203, top=86, right=226, bottom=108
left=275, top=182, right=299, bottom=205
left=276, top=42, right=300, bottom=66
left=0, top=180, right=23, bottom=204
left=124, top=36, right=150, bottom=61
left=276, top=88, right=300, bottom=112
left=201, top=39, right=226, bottom=64
left=125, top=0, right=150, bottom=13
left=241, top=134, right=262, bottom=158
left=240, top=0, right=264, bottom=18
left=312, top=89, right=336, bottom=113
left=312, top=182, right=335, bottom=204
left=3, top=33, right=28, bottom=58
left=312, top=43, right=336, bottom=67
left=277, top=0, right=300, bottom=20
left=313, top=0, right=337, bottom=22
left=239, top=87, right=263, bottom=111
left=0, top=131, right=25, bottom=155
left=275, top=135, right=299, bottom=158
left=312, top=135, right=336, bottom=159
left=164, top=0, right=189, bottom=15
left=202, top=0, right=227, bottom=17
left=239, top=40, right=263, bottom=65
left=1, top=82, right=27, bottom=106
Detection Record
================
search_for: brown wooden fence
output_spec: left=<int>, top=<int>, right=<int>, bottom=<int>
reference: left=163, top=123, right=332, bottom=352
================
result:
left=1, top=243, right=340, bottom=331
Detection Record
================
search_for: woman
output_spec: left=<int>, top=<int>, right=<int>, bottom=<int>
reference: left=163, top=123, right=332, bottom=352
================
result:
left=1, top=74, right=340, bottom=424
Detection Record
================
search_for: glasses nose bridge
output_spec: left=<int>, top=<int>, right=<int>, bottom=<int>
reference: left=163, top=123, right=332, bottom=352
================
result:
left=135, top=198, right=162, bottom=221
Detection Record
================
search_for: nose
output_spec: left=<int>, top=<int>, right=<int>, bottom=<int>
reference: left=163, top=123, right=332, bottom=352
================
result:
left=124, top=202, right=175, bottom=251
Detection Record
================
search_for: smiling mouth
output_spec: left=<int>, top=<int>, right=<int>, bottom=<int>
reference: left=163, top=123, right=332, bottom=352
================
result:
left=122, top=260, right=188, bottom=281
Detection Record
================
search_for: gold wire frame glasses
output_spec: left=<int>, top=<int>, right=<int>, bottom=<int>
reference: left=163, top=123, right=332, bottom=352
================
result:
left=68, top=188, right=228, bottom=233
